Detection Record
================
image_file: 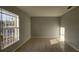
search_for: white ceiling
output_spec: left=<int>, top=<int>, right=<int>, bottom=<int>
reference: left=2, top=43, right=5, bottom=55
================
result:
left=17, top=6, right=76, bottom=17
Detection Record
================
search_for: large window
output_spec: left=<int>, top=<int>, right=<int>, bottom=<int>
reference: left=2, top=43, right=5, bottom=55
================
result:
left=0, top=8, right=19, bottom=49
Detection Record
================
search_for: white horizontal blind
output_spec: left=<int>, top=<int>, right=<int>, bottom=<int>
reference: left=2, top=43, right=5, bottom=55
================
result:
left=0, top=8, right=19, bottom=49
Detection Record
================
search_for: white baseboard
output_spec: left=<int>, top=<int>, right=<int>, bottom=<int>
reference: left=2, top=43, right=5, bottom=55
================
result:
left=66, top=42, right=79, bottom=52
left=12, top=36, right=31, bottom=52
left=32, top=36, right=53, bottom=38
left=32, top=36, right=59, bottom=39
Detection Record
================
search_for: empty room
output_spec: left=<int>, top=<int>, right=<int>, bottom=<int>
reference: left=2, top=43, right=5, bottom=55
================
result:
left=0, top=6, right=79, bottom=52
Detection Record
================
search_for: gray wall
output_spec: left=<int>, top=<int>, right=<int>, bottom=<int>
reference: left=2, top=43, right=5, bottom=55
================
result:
left=0, top=6, right=31, bottom=52
left=61, top=7, right=79, bottom=51
left=31, top=17, right=59, bottom=39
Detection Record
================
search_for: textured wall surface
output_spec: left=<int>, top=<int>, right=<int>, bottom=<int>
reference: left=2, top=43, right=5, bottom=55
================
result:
left=61, top=7, right=79, bottom=51
left=31, top=17, right=59, bottom=39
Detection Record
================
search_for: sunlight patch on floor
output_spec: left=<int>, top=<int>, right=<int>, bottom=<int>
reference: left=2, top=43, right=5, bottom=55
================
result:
left=49, top=39, right=59, bottom=45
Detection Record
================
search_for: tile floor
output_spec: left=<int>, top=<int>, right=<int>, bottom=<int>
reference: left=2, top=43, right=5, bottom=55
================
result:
left=16, top=38, right=77, bottom=52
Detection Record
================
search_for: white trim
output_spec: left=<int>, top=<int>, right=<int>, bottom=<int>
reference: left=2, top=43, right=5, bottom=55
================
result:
left=66, top=41, right=79, bottom=52
left=12, top=36, right=31, bottom=52
left=32, top=36, right=59, bottom=39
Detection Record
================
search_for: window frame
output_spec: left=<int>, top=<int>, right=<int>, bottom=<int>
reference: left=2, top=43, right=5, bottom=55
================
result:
left=0, top=8, right=19, bottom=50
